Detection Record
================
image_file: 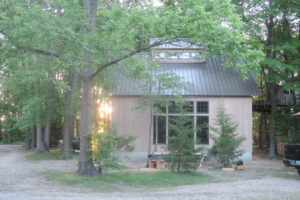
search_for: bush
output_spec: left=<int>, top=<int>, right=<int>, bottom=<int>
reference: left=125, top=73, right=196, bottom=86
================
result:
left=210, top=104, right=245, bottom=168
left=92, top=126, right=135, bottom=172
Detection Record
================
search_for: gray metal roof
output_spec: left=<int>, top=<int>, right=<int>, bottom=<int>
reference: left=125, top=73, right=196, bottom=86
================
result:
left=111, top=57, right=260, bottom=96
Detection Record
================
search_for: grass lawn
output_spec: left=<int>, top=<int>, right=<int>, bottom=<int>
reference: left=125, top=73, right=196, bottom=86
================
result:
left=43, top=170, right=213, bottom=192
left=10, top=145, right=27, bottom=151
left=25, top=148, right=75, bottom=160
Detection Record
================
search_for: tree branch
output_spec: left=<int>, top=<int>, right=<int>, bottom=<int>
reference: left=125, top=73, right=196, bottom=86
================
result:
left=0, top=30, right=60, bottom=58
left=90, top=38, right=179, bottom=78
left=17, top=45, right=60, bottom=58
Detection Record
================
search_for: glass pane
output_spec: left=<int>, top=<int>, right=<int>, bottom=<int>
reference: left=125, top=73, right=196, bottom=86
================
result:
left=167, top=52, right=180, bottom=59
left=197, top=101, right=209, bottom=113
left=191, top=52, right=202, bottom=59
left=153, top=116, right=166, bottom=144
left=178, top=52, right=190, bottom=59
left=154, top=103, right=166, bottom=114
left=196, top=116, right=209, bottom=144
left=182, top=101, right=194, bottom=113
left=168, top=101, right=180, bottom=113
left=154, top=52, right=165, bottom=59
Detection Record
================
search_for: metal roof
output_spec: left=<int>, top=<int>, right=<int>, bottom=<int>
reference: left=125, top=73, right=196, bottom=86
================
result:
left=111, top=57, right=260, bottom=96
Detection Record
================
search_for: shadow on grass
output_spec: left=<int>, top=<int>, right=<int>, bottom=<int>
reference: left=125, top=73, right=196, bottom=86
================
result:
left=43, top=170, right=214, bottom=192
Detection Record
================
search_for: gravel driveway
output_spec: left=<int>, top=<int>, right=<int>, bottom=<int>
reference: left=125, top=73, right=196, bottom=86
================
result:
left=0, top=145, right=299, bottom=200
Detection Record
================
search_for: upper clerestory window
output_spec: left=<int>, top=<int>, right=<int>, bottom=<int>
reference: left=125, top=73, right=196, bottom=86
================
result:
left=153, top=50, right=205, bottom=63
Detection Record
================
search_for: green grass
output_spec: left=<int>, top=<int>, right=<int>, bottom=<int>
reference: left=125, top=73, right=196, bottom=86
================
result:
left=25, top=148, right=73, bottom=160
left=10, top=145, right=27, bottom=151
left=43, top=171, right=214, bottom=192
left=208, top=167, right=222, bottom=171
left=26, top=152, right=62, bottom=160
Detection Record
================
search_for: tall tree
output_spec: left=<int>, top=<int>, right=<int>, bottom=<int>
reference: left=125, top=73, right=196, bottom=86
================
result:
left=233, top=0, right=300, bottom=158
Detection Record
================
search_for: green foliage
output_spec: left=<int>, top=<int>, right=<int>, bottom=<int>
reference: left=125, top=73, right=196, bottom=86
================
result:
left=276, top=105, right=300, bottom=144
left=92, top=126, right=135, bottom=171
left=0, top=131, right=24, bottom=144
left=166, top=105, right=202, bottom=172
left=210, top=104, right=245, bottom=168
left=232, top=0, right=300, bottom=144
left=44, top=170, right=213, bottom=192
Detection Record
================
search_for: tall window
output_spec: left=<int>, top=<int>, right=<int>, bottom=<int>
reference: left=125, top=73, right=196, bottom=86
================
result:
left=153, top=100, right=209, bottom=145
left=153, top=116, right=166, bottom=144
left=196, top=116, right=209, bottom=144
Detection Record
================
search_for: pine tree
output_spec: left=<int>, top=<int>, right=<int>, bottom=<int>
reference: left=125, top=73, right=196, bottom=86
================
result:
left=211, top=104, right=245, bottom=168
left=166, top=103, right=201, bottom=172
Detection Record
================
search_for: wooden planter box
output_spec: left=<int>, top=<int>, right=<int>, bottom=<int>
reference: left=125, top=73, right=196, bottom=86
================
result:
left=149, top=160, right=165, bottom=169
left=235, top=166, right=244, bottom=170
left=222, top=168, right=235, bottom=172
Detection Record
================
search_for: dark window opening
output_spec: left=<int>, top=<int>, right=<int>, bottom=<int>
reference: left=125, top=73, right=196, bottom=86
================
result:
left=154, top=103, right=166, bottom=114
left=168, top=101, right=180, bottom=113
left=182, top=101, right=194, bottom=113
left=169, top=101, right=194, bottom=114
left=197, top=116, right=209, bottom=144
left=197, top=101, right=209, bottom=113
left=153, top=116, right=166, bottom=144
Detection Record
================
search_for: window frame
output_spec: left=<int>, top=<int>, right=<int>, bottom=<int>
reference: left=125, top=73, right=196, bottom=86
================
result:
left=153, top=100, right=209, bottom=146
left=196, top=116, right=209, bottom=145
left=197, top=101, right=209, bottom=114
left=152, top=49, right=206, bottom=63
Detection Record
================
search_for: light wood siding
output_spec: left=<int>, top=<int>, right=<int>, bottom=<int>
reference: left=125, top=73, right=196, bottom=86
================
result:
left=111, top=97, right=150, bottom=152
left=111, top=96, right=252, bottom=154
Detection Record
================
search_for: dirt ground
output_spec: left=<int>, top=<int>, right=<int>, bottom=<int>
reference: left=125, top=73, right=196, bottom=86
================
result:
left=0, top=145, right=299, bottom=200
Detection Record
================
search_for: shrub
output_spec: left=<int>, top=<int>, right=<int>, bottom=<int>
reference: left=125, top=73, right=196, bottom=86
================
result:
left=210, top=104, right=245, bottom=168
left=92, top=126, right=135, bottom=172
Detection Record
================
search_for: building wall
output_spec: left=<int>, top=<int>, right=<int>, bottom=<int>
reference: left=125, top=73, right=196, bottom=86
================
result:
left=111, top=96, right=253, bottom=160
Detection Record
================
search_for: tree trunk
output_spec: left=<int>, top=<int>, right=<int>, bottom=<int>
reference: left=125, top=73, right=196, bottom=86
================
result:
left=44, top=108, right=52, bottom=151
left=77, top=78, right=99, bottom=176
left=0, top=121, right=2, bottom=142
left=63, top=114, right=74, bottom=159
left=62, top=71, right=78, bottom=159
left=155, top=116, right=158, bottom=152
left=76, top=0, right=100, bottom=176
left=146, top=107, right=153, bottom=167
left=26, top=130, right=31, bottom=149
left=269, top=84, right=277, bottom=158
left=31, top=128, right=36, bottom=148
left=36, top=123, right=46, bottom=152
left=44, top=82, right=55, bottom=150
left=35, top=82, right=47, bottom=153
left=75, top=118, right=80, bottom=136
left=258, top=113, right=263, bottom=150
left=266, top=0, right=277, bottom=159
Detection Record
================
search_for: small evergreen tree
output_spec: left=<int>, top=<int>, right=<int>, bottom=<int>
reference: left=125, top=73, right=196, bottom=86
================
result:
left=211, top=104, right=245, bottom=168
left=166, top=103, right=202, bottom=172
left=92, top=126, right=135, bottom=172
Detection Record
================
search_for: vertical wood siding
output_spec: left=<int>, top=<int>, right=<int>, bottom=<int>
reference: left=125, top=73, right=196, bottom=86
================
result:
left=111, top=96, right=252, bottom=153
